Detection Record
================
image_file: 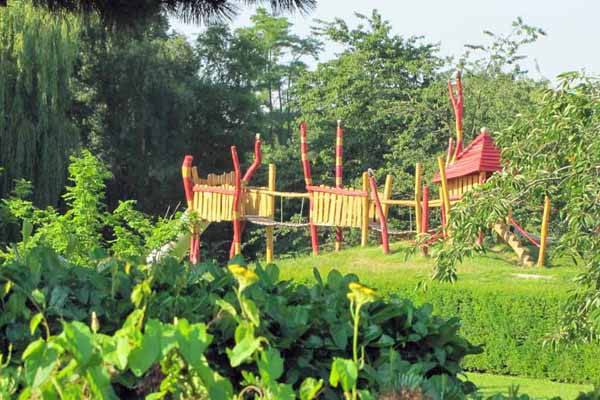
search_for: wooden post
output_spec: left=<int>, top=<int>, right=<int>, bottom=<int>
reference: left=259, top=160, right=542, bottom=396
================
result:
left=414, top=163, right=423, bottom=236
left=361, top=172, right=369, bottom=247
left=242, top=134, right=262, bottom=183
left=448, top=70, right=464, bottom=163
left=182, top=155, right=200, bottom=264
left=335, top=120, right=343, bottom=251
left=476, top=170, right=487, bottom=246
left=300, top=122, right=319, bottom=255
left=537, top=195, right=551, bottom=267
left=437, top=156, right=451, bottom=237
left=382, top=175, right=393, bottom=219
left=421, top=185, right=430, bottom=256
left=230, top=146, right=242, bottom=258
left=446, top=137, right=454, bottom=166
left=368, top=170, right=389, bottom=254
left=266, top=164, right=276, bottom=263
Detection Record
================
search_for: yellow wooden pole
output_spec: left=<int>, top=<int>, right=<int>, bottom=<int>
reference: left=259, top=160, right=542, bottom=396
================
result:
left=265, top=164, right=276, bottom=263
left=537, top=195, right=551, bottom=268
left=361, top=172, right=369, bottom=246
left=414, top=162, right=423, bottom=235
left=437, top=156, right=451, bottom=237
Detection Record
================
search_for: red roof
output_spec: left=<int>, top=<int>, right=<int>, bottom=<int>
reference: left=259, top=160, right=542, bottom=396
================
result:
left=432, top=131, right=502, bottom=183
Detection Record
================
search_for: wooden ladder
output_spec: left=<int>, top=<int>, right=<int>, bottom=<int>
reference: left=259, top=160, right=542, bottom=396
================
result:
left=493, top=222, right=534, bottom=267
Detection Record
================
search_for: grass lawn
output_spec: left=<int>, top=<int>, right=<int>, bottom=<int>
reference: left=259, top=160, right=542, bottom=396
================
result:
left=468, top=372, right=593, bottom=399
left=270, top=241, right=583, bottom=294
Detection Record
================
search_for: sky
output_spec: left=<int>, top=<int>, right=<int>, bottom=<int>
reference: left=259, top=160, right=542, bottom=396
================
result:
left=169, top=0, right=599, bottom=81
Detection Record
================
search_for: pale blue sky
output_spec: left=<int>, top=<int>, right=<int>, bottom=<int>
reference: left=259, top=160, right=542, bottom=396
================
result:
left=170, top=0, right=598, bottom=80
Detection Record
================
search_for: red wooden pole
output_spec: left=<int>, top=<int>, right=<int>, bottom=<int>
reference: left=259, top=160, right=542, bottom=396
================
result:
left=448, top=70, right=464, bottom=162
left=229, top=134, right=262, bottom=256
left=242, top=134, right=262, bottom=183
left=230, top=146, right=242, bottom=259
left=368, top=169, right=389, bottom=255
left=300, top=122, right=319, bottom=255
left=335, top=120, right=343, bottom=251
left=182, top=155, right=200, bottom=264
left=446, top=137, right=454, bottom=166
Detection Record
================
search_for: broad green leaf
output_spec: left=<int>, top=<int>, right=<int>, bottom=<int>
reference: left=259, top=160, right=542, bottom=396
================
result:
left=299, top=377, right=323, bottom=400
left=131, top=281, right=151, bottom=308
left=98, top=334, right=130, bottom=371
left=62, top=321, right=94, bottom=365
left=22, top=340, right=59, bottom=388
left=86, top=364, right=118, bottom=399
left=129, top=320, right=162, bottom=377
left=226, top=335, right=262, bottom=367
left=29, top=313, right=44, bottom=335
left=268, top=382, right=295, bottom=400
left=434, top=347, right=446, bottom=366
left=31, top=289, right=45, bottom=308
left=215, top=298, right=238, bottom=318
left=193, top=357, right=234, bottom=399
left=329, top=323, right=348, bottom=349
left=329, top=357, right=357, bottom=393
left=257, top=348, right=283, bottom=382
left=176, top=319, right=212, bottom=370
left=234, top=321, right=255, bottom=344
left=240, top=297, right=260, bottom=327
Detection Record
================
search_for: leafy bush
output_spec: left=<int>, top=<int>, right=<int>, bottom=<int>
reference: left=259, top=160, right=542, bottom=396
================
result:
left=0, top=243, right=482, bottom=398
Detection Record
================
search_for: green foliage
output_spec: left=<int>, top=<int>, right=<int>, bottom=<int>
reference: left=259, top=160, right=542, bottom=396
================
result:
left=390, top=281, right=600, bottom=385
left=0, top=0, right=80, bottom=207
left=0, top=245, right=482, bottom=397
left=434, top=73, right=600, bottom=341
left=2, top=151, right=186, bottom=264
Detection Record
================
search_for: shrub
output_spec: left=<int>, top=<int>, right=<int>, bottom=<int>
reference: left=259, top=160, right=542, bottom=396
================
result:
left=387, top=282, right=600, bottom=384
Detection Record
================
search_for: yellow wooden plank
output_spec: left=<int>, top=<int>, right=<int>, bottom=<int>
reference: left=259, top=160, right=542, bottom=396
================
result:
left=315, top=192, right=321, bottom=224
left=323, top=192, right=330, bottom=225
left=193, top=192, right=199, bottom=214
left=335, top=193, right=343, bottom=226
left=327, top=193, right=335, bottom=226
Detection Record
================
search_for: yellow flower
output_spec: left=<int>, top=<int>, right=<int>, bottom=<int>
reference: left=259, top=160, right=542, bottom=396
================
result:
left=348, top=282, right=377, bottom=306
left=228, top=264, right=259, bottom=292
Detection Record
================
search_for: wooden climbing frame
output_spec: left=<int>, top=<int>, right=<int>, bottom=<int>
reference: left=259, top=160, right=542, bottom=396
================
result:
left=182, top=134, right=279, bottom=263
left=300, top=122, right=389, bottom=255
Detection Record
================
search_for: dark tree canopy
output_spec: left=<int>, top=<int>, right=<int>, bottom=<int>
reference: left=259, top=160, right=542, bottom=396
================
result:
left=27, top=0, right=315, bottom=23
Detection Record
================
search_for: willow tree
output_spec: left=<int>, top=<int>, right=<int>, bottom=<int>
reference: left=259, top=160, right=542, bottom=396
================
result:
left=0, top=0, right=79, bottom=206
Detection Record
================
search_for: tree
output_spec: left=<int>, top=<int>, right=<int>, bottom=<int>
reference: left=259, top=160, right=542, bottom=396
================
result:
left=29, top=0, right=316, bottom=25
left=0, top=0, right=80, bottom=207
left=282, top=10, right=444, bottom=200
left=73, top=14, right=263, bottom=215
left=236, top=8, right=321, bottom=144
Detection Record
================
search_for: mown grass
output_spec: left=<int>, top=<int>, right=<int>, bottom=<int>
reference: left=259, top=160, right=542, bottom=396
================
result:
left=468, top=372, right=593, bottom=399
left=271, top=241, right=582, bottom=294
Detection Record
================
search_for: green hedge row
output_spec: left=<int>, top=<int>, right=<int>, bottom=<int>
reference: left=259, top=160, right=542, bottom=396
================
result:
left=387, top=282, right=600, bottom=384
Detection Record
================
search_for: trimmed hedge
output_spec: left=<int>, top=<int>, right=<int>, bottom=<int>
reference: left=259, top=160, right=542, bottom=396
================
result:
left=389, top=282, right=600, bottom=385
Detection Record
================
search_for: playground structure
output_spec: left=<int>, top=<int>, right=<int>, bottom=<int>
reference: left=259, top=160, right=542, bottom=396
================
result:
left=181, top=71, right=552, bottom=267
